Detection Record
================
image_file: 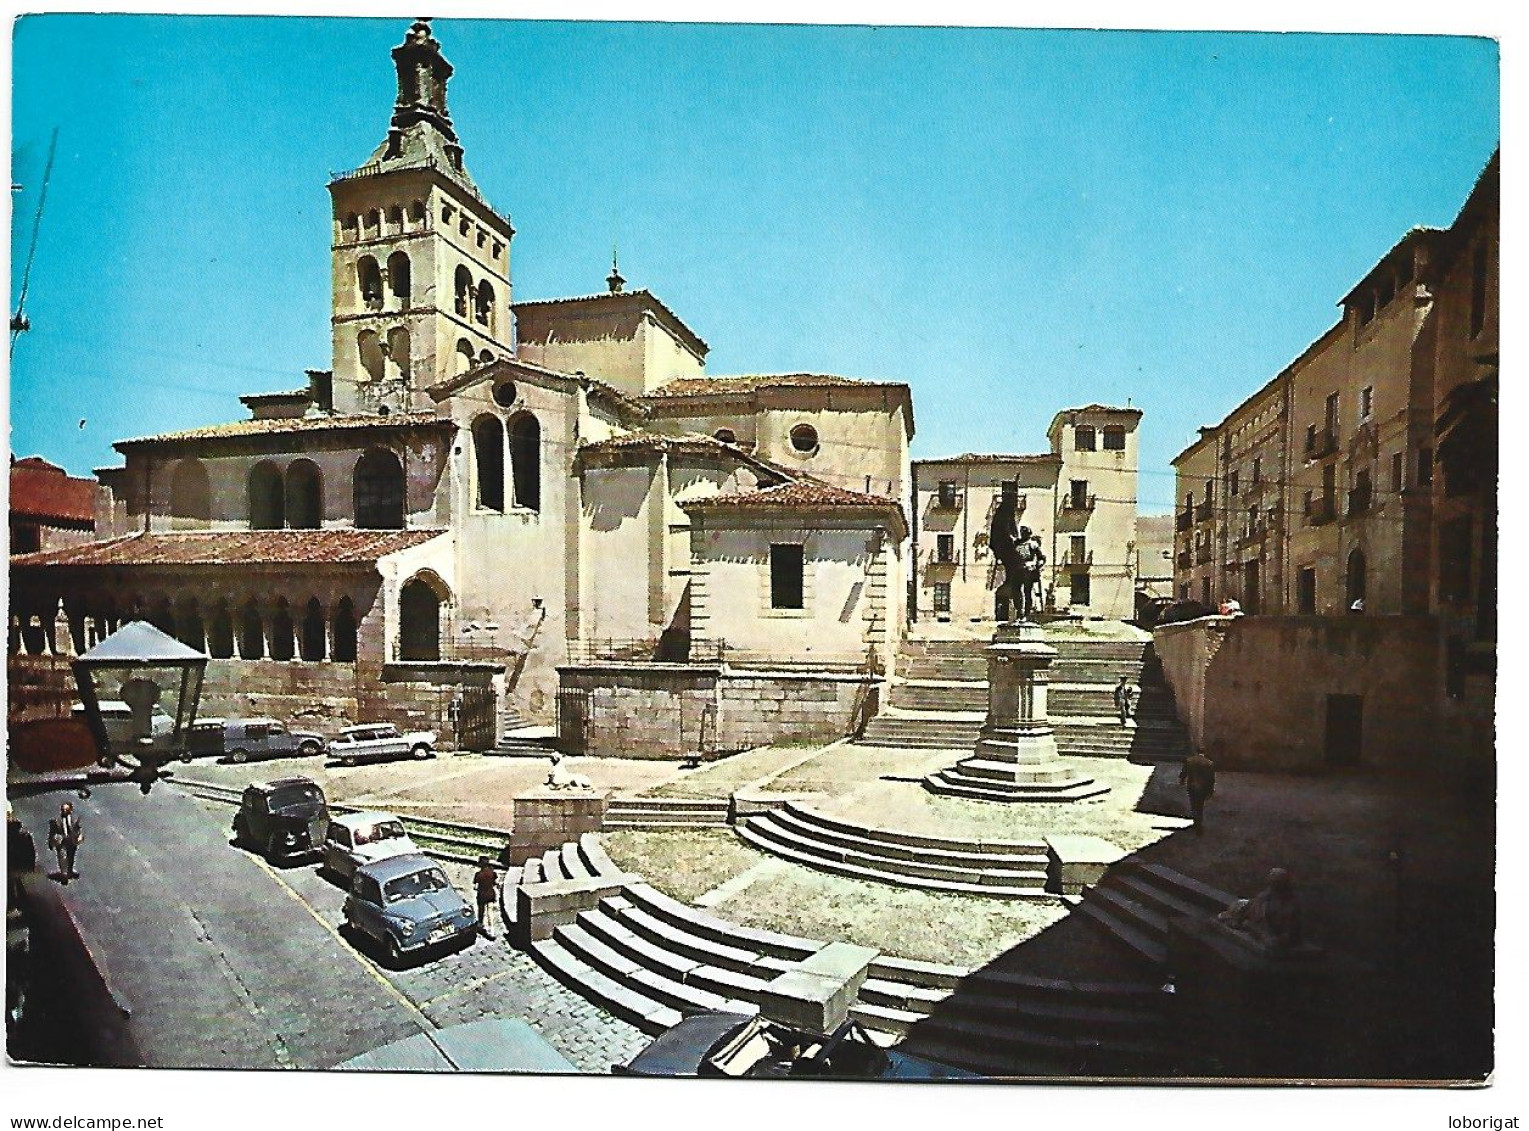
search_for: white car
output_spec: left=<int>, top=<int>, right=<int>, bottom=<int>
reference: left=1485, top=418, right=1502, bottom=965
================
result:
left=329, top=723, right=437, bottom=766
left=322, top=811, right=421, bottom=883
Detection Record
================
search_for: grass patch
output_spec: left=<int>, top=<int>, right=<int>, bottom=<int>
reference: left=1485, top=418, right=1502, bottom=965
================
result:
left=601, top=828, right=766, bottom=902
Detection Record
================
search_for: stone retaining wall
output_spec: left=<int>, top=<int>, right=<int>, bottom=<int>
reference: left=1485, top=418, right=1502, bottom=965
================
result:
left=557, top=662, right=879, bottom=759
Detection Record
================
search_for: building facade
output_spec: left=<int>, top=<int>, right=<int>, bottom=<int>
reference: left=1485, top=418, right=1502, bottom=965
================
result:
left=912, top=405, right=1141, bottom=623
left=8, top=21, right=911, bottom=751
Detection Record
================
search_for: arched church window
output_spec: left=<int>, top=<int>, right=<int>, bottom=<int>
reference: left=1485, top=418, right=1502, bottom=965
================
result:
left=409, top=200, right=426, bottom=229
left=354, top=449, right=406, bottom=530
left=454, top=266, right=473, bottom=318
left=358, top=330, right=386, bottom=383
left=479, top=349, right=494, bottom=365
left=357, top=256, right=384, bottom=311
left=456, top=338, right=475, bottom=375
left=387, top=251, right=412, bottom=306
left=510, top=414, right=541, bottom=513
left=170, top=459, right=211, bottom=527
left=472, top=415, right=505, bottom=512
left=248, top=461, right=284, bottom=530
left=239, top=600, right=264, bottom=660
left=208, top=601, right=234, bottom=659
left=790, top=424, right=820, bottom=455
left=387, top=327, right=412, bottom=382
left=387, top=205, right=404, bottom=234
left=341, top=213, right=359, bottom=242
left=269, top=599, right=295, bottom=661
left=475, top=280, right=495, bottom=330
left=285, top=459, right=323, bottom=529
left=363, top=209, right=380, bottom=238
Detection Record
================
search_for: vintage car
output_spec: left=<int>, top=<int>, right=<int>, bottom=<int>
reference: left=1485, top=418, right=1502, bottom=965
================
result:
left=342, top=853, right=476, bottom=964
left=191, top=717, right=327, bottom=763
left=322, top=811, right=421, bottom=884
left=615, top=1012, right=980, bottom=1080
left=232, top=776, right=330, bottom=863
left=329, top=723, right=436, bottom=767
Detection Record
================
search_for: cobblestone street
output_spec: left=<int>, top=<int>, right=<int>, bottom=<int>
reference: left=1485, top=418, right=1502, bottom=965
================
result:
left=11, top=781, right=646, bottom=1072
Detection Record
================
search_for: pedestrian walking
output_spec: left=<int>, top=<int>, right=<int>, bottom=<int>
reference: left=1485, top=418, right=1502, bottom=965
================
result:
left=473, top=856, right=500, bottom=938
left=1113, top=676, right=1137, bottom=725
left=1179, top=750, right=1216, bottom=836
left=47, top=802, right=83, bottom=882
left=8, top=806, right=37, bottom=914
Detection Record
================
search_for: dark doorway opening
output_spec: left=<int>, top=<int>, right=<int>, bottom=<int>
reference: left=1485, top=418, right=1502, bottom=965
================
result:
left=1324, top=694, right=1363, bottom=766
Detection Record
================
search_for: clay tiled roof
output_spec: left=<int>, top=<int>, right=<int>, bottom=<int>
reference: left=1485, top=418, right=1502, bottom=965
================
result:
left=916, top=452, right=1059, bottom=465
left=10, top=458, right=98, bottom=525
left=579, top=431, right=733, bottom=455
left=645, top=373, right=906, bottom=399
left=115, top=412, right=453, bottom=449
left=682, top=481, right=907, bottom=539
left=11, top=529, right=445, bottom=568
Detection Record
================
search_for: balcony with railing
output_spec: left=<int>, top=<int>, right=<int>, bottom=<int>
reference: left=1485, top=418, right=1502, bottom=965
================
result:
left=1062, top=493, right=1097, bottom=513
left=1176, top=549, right=1192, bottom=570
left=1236, top=519, right=1268, bottom=546
left=1306, top=428, right=1340, bottom=460
left=1195, top=545, right=1212, bottom=565
left=1176, top=510, right=1193, bottom=532
left=1307, top=496, right=1337, bottom=526
left=1194, top=500, right=1214, bottom=524
left=1060, top=549, right=1094, bottom=568
left=1346, top=483, right=1373, bottom=518
left=930, top=489, right=963, bottom=511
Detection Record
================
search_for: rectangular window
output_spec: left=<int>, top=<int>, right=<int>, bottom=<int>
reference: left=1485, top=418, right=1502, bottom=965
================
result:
left=1070, top=535, right=1087, bottom=565
left=1229, top=470, right=1239, bottom=497
left=1303, top=491, right=1313, bottom=516
left=936, top=534, right=955, bottom=564
left=1102, top=426, right=1126, bottom=451
left=1070, top=480, right=1089, bottom=509
left=1297, top=567, right=1317, bottom=615
left=1000, top=480, right=1018, bottom=503
left=1439, top=517, right=1473, bottom=604
left=937, top=480, right=958, bottom=507
left=1322, top=463, right=1336, bottom=505
left=1418, top=447, right=1434, bottom=487
left=1075, top=426, right=1096, bottom=451
left=1305, top=424, right=1317, bottom=456
left=1325, top=392, right=1340, bottom=437
left=770, top=544, right=804, bottom=609
left=1360, top=385, right=1374, bottom=419
left=1251, top=457, right=1261, bottom=486
left=932, top=581, right=951, bottom=614
left=1391, top=451, right=1404, bottom=493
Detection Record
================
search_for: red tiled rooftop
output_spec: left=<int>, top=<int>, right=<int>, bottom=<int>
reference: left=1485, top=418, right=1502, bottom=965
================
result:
left=915, top=452, right=1060, bottom=465
left=115, top=411, right=453, bottom=449
left=681, top=481, right=900, bottom=512
left=645, top=373, right=907, bottom=399
left=11, top=529, right=446, bottom=568
left=10, top=458, right=98, bottom=525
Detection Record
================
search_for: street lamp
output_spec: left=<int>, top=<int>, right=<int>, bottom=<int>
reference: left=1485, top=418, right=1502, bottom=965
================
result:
left=70, top=621, right=208, bottom=793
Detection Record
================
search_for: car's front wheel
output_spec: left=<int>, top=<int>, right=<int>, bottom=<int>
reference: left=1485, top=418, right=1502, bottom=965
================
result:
left=229, top=747, right=250, bottom=764
left=299, top=740, right=322, bottom=758
left=411, top=744, right=433, bottom=760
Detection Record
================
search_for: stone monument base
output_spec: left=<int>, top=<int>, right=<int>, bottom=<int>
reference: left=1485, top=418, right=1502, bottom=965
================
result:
left=508, top=787, right=607, bottom=865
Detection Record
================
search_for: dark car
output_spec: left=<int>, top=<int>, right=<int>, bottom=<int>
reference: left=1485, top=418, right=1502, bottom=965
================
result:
left=1153, top=599, right=1216, bottom=627
left=232, top=777, right=330, bottom=863
left=615, top=1012, right=980, bottom=1081
left=342, top=854, right=477, bottom=965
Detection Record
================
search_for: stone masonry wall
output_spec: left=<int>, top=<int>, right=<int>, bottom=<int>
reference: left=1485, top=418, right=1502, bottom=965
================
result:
left=558, top=662, right=878, bottom=759
left=1154, top=614, right=1443, bottom=770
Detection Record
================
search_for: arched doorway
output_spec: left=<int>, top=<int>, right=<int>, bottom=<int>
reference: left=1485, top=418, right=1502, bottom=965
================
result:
left=331, top=597, right=358, bottom=662
left=285, top=459, right=323, bottom=529
left=248, top=461, right=285, bottom=529
left=170, top=459, right=211, bottom=528
left=509, top=414, right=541, bottom=512
left=399, top=576, right=444, bottom=661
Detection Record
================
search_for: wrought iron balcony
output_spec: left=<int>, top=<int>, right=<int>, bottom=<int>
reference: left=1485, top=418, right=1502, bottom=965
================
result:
left=1060, top=550, right=1094, bottom=568
left=1176, top=510, right=1193, bottom=532
left=1307, top=497, right=1337, bottom=525
left=1063, top=493, right=1097, bottom=512
left=1306, top=428, right=1339, bottom=459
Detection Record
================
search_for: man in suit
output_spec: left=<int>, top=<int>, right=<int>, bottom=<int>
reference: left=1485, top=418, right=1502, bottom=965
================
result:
left=48, top=802, right=83, bottom=882
left=1179, top=750, right=1216, bottom=836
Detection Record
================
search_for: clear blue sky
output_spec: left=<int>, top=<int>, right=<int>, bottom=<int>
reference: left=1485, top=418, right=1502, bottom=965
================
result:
left=9, top=15, right=1498, bottom=511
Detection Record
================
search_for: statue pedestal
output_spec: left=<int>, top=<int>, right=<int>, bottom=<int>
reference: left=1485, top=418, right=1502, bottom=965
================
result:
left=923, top=621, right=1108, bottom=803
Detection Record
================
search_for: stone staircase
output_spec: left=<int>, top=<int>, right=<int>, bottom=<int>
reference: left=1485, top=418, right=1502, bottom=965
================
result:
left=1073, top=862, right=1237, bottom=968
left=861, top=634, right=1190, bottom=762
left=735, top=802, right=1051, bottom=898
left=604, top=797, right=732, bottom=830
left=509, top=835, right=1173, bottom=1074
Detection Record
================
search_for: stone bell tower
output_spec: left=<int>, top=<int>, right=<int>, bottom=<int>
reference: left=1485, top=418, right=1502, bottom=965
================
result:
left=327, top=19, right=515, bottom=415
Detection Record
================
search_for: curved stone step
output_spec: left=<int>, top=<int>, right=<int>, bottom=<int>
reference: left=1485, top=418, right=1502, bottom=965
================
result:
left=607, top=898, right=792, bottom=979
left=756, top=809, right=1048, bottom=886
left=780, top=802, right=1046, bottom=859
left=567, top=914, right=770, bottom=1009
left=858, top=978, right=1164, bottom=1038
left=736, top=821, right=1050, bottom=899
left=621, top=881, right=822, bottom=962
left=923, top=769, right=1110, bottom=803
left=529, top=937, right=683, bottom=1034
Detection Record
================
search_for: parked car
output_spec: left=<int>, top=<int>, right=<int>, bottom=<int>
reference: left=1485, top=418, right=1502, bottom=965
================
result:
left=232, top=777, right=330, bottom=863
left=1154, top=599, right=1216, bottom=627
left=202, top=718, right=326, bottom=764
left=72, top=700, right=175, bottom=755
left=329, top=723, right=436, bottom=767
left=342, top=854, right=476, bottom=964
left=615, top=1012, right=980, bottom=1080
left=322, top=811, right=421, bottom=884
